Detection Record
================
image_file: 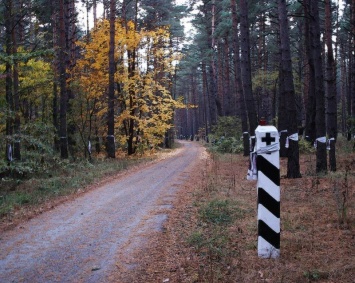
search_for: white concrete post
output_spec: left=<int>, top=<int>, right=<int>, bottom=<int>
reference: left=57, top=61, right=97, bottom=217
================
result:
left=255, top=125, right=280, bottom=258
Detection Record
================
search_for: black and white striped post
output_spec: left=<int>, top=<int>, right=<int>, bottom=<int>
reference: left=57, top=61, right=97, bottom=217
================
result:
left=255, top=124, right=280, bottom=258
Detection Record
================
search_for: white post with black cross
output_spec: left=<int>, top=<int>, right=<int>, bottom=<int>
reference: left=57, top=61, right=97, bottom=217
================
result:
left=255, top=125, right=280, bottom=258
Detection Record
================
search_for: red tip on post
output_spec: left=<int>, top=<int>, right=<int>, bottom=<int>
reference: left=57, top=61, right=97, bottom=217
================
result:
left=259, top=118, right=266, bottom=126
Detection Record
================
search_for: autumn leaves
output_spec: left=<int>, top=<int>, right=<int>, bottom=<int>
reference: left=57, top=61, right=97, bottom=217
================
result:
left=72, top=20, right=182, bottom=155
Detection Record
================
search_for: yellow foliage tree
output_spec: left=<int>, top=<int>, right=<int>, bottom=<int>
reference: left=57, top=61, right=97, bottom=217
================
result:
left=73, top=19, right=182, bottom=155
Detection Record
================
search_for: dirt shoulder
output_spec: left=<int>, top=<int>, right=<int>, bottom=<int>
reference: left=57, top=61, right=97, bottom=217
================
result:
left=123, top=148, right=355, bottom=283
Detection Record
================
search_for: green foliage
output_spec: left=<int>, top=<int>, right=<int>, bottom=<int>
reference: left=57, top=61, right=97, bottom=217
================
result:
left=0, top=156, right=140, bottom=218
left=22, top=122, right=56, bottom=152
left=346, top=117, right=355, bottom=133
left=187, top=165, right=246, bottom=279
left=199, top=199, right=241, bottom=225
left=187, top=231, right=205, bottom=250
left=0, top=121, right=56, bottom=178
left=211, top=116, right=241, bottom=138
left=252, top=70, right=279, bottom=93
left=337, top=136, right=354, bottom=154
left=298, top=138, right=315, bottom=154
left=209, top=116, right=243, bottom=154
left=303, top=270, right=328, bottom=281
left=212, top=137, right=243, bottom=154
left=0, top=49, right=54, bottom=65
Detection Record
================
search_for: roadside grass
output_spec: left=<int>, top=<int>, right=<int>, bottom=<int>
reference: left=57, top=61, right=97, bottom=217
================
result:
left=0, top=152, right=158, bottom=230
left=160, top=137, right=354, bottom=282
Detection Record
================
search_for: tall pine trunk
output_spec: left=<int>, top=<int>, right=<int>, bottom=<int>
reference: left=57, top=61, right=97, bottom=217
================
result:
left=223, top=37, right=232, bottom=116
left=311, top=0, right=327, bottom=173
left=304, top=1, right=316, bottom=143
left=230, top=0, right=249, bottom=155
left=325, top=0, right=337, bottom=171
left=58, top=0, right=69, bottom=159
left=352, top=0, right=355, bottom=131
left=239, top=0, right=257, bottom=135
left=5, top=0, right=13, bottom=162
left=278, top=0, right=301, bottom=178
left=66, top=0, right=78, bottom=158
left=106, top=0, right=116, bottom=158
left=10, top=0, right=21, bottom=160
left=202, top=62, right=211, bottom=138
left=127, top=48, right=137, bottom=155
left=52, top=1, right=60, bottom=152
left=126, top=0, right=139, bottom=155
left=277, top=20, right=288, bottom=158
left=12, top=16, right=21, bottom=160
left=209, top=0, right=219, bottom=125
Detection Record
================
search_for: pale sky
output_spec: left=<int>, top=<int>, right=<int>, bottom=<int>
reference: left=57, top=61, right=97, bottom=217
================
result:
left=77, top=0, right=192, bottom=32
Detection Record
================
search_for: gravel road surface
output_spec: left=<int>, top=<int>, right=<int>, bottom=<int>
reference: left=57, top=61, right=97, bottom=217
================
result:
left=0, top=141, right=205, bottom=283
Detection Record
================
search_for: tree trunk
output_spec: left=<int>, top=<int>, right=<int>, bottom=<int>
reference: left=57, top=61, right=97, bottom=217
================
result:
left=278, top=34, right=288, bottom=157
left=209, top=0, right=219, bottom=125
left=304, top=0, right=316, bottom=143
left=230, top=0, right=249, bottom=155
left=127, top=0, right=139, bottom=155
left=52, top=82, right=60, bottom=151
left=239, top=0, right=258, bottom=135
left=351, top=0, right=355, bottom=128
left=340, top=52, right=347, bottom=135
left=310, top=0, right=327, bottom=173
left=325, top=0, right=337, bottom=171
left=5, top=0, right=13, bottom=162
left=202, top=62, right=211, bottom=139
left=106, top=0, right=116, bottom=158
left=58, top=0, right=69, bottom=159
left=12, top=20, right=21, bottom=161
left=51, top=0, right=61, bottom=152
left=93, top=0, right=97, bottom=27
left=223, top=37, right=233, bottom=116
left=217, top=43, right=224, bottom=116
left=278, top=0, right=301, bottom=178
left=66, top=0, right=78, bottom=158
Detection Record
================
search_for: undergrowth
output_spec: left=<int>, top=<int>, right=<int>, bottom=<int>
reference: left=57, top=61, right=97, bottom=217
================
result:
left=182, top=137, right=354, bottom=282
left=0, top=154, right=152, bottom=221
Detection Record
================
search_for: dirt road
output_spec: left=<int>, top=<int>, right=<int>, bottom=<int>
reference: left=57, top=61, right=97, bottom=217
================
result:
left=0, top=141, right=206, bottom=283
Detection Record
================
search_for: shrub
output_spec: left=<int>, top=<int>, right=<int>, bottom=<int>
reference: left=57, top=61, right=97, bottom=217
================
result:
left=209, top=116, right=243, bottom=154
left=298, top=138, right=315, bottom=154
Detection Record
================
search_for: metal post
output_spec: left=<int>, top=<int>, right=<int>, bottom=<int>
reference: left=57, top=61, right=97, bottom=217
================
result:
left=255, top=125, right=280, bottom=258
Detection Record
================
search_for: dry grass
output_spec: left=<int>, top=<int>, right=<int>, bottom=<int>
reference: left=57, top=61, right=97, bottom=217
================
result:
left=127, top=141, right=355, bottom=283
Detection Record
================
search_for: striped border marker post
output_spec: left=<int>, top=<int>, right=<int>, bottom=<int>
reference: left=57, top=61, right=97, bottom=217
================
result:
left=255, top=125, right=280, bottom=258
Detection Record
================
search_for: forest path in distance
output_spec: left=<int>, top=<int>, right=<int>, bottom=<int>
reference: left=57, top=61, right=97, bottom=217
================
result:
left=0, top=141, right=207, bottom=283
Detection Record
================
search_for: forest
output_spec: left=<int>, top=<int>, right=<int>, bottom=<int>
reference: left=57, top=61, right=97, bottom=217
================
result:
left=0, top=0, right=354, bottom=178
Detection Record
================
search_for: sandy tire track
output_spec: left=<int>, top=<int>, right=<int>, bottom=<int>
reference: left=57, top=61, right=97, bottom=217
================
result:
left=0, top=141, right=206, bottom=283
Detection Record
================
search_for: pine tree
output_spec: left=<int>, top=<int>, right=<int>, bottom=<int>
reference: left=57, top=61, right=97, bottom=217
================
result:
left=239, top=0, right=257, bottom=135
left=309, top=0, right=327, bottom=173
left=58, top=0, right=69, bottom=159
left=278, top=0, right=301, bottom=178
left=106, top=0, right=116, bottom=158
left=325, top=0, right=337, bottom=171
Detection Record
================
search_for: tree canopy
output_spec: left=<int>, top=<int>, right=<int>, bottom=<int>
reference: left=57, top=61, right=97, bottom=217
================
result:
left=0, top=0, right=354, bottom=175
